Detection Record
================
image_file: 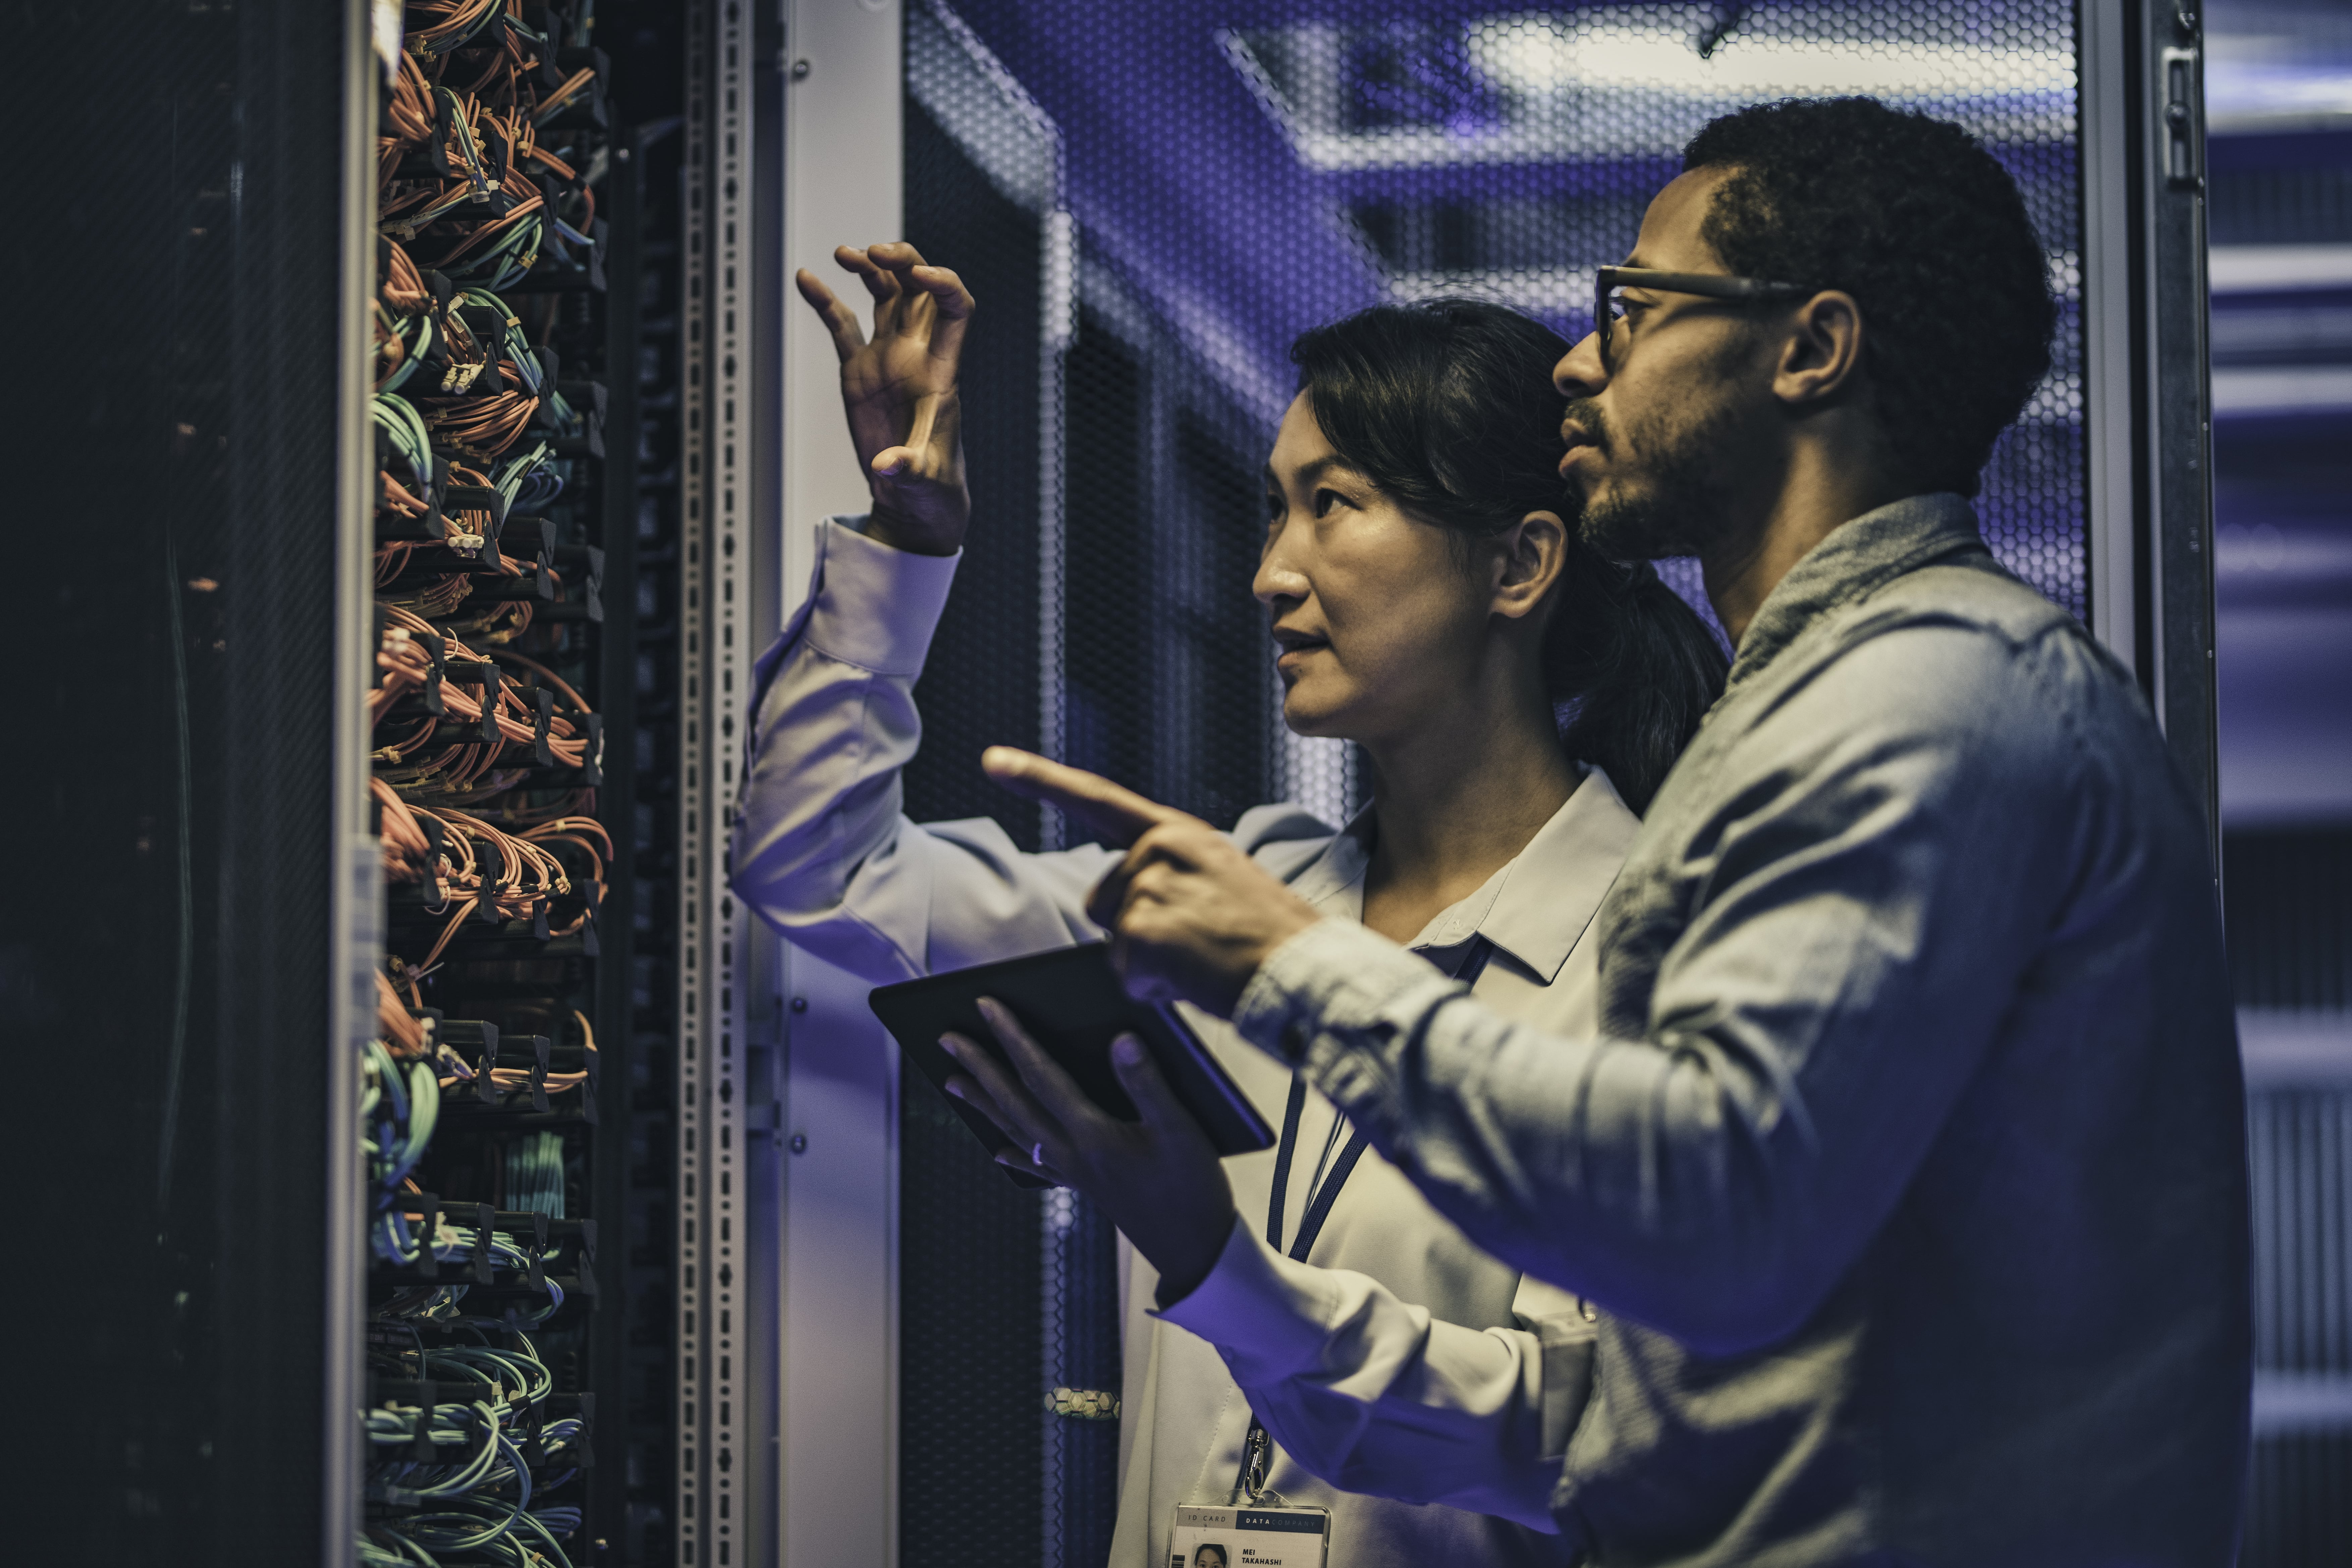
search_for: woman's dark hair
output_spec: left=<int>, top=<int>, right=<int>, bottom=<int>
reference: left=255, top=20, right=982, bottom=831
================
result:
left=1289, top=299, right=1727, bottom=814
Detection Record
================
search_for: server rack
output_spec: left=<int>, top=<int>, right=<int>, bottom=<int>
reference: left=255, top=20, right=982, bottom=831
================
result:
left=356, top=5, right=659, bottom=1564
left=13, top=2, right=2236, bottom=1565
left=2201, top=4, right=2352, bottom=1560
left=13, top=2, right=683, bottom=1562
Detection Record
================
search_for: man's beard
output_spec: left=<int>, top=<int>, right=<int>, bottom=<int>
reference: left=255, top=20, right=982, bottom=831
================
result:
left=1566, top=394, right=1741, bottom=562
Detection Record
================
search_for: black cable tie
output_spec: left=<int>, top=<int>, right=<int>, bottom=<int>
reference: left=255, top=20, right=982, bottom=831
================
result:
left=412, top=1378, right=438, bottom=1461
left=414, top=1190, right=439, bottom=1281
left=465, top=1202, right=495, bottom=1284
left=475, top=663, right=504, bottom=746
left=421, top=634, right=445, bottom=717
left=566, top=707, right=607, bottom=791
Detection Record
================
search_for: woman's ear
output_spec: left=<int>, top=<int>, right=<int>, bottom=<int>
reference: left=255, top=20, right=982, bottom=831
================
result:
left=1492, top=510, right=1569, bottom=621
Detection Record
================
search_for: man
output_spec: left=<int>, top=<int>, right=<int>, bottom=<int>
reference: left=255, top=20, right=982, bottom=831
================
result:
left=952, top=97, right=2251, bottom=1566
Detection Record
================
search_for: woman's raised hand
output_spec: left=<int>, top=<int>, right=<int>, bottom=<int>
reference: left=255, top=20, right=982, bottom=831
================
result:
left=796, top=242, right=974, bottom=555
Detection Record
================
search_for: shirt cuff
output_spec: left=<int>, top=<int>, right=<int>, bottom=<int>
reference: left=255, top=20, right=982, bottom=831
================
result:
left=1152, top=1214, right=1339, bottom=1384
left=1232, top=917, right=1460, bottom=1065
left=801, top=514, right=961, bottom=678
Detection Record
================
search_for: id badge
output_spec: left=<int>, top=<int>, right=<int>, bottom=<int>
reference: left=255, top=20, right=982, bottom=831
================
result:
left=1169, top=1504, right=1330, bottom=1568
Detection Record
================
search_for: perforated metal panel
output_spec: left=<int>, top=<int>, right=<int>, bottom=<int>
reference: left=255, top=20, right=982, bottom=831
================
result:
left=948, top=0, right=2092, bottom=632
left=898, top=10, right=1074, bottom=1567
left=1221, top=3, right=2089, bottom=615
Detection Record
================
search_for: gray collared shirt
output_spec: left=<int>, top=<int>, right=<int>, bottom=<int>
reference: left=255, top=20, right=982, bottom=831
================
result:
left=1229, top=494, right=2251, bottom=1567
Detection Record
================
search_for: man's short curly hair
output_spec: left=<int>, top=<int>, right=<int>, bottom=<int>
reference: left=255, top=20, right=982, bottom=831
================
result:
left=1683, top=97, right=2056, bottom=498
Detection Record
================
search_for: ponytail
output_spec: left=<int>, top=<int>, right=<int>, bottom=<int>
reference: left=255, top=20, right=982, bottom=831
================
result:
left=1291, top=300, right=1727, bottom=814
left=1543, top=559, right=1728, bottom=812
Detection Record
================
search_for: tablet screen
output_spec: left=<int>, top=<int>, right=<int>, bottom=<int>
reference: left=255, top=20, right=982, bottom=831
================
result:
left=869, top=943, right=1275, bottom=1187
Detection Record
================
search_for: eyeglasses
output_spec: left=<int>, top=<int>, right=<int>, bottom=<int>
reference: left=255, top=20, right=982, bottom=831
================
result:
left=1595, top=266, right=1814, bottom=373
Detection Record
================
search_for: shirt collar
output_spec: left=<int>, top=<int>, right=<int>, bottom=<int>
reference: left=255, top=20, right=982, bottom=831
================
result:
left=1723, top=492, right=1992, bottom=698
left=1285, top=808, right=1376, bottom=916
left=1281, top=766, right=1642, bottom=986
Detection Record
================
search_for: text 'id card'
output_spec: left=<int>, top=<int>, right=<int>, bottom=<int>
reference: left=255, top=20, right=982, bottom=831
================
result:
left=1170, top=1504, right=1330, bottom=1568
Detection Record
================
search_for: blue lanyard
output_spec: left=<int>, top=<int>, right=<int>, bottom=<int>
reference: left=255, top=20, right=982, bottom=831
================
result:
left=1265, top=1074, right=1369, bottom=1261
left=1234, top=1074, right=1369, bottom=1502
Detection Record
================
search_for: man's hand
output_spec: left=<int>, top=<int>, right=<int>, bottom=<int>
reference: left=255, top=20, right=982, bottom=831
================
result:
left=941, top=998, right=1238, bottom=1304
left=796, top=242, right=973, bottom=555
left=983, top=748, right=1323, bottom=1017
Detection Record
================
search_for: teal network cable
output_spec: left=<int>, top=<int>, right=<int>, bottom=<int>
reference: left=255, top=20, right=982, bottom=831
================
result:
left=373, top=393, right=434, bottom=486
left=504, top=1131, right=565, bottom=1219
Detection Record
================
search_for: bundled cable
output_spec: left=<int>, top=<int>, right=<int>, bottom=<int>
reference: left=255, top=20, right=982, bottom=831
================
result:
left=377, top=963, right=433, bottom=1054
left=372, top=608, right=596, bottom=788
left=373, top=1207, right=566, bottom=1323
left=433, top=1007, right=596, bottom=1106
left=365, top=34, right=609, bottom=1557
left=421, top=387, right=539, bottom=462
left=375, top=303, right=428, bottom=394
left=372, top=395, right=528, bottom=595
left=384, top=238, right=433, bottom=314
left=363, top=1335, right=565, bottom=1565
left=380, top=63, right=542, bottom=294
left=385, top=53, right=437, bottom=153
left=505, top=1132, right=565, bottom=1218
left=376, top=778, right=440, bottom=889
left=365, top=1037, right=443, bottom=1268
left=532, top=67, right=597, bottom=127
left=378, top=13, right=605, bottom=306
left=374, top=393, right=436, bottom=511
left=376, top=805, right=608, bottom=980
left=403, top=0, right=506, bottom=61
left=384, top=92, right=542, bottom=289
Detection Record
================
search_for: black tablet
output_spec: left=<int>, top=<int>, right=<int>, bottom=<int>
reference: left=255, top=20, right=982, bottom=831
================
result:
left=868, top=943, right=1275, bottom=1188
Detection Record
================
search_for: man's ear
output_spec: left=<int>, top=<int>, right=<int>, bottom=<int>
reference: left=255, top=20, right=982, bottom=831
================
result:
left=1772, top=290, right=1866, bottom=408
left=1492, top=510, right=1569, bottom=621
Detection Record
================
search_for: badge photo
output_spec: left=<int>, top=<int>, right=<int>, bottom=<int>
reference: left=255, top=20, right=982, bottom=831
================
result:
left=1169, top=1504, right=1330, bottom=1568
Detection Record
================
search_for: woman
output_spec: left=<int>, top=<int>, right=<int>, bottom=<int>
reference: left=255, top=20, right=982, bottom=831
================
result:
left=734, top=244, right=1726, bottom=1568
